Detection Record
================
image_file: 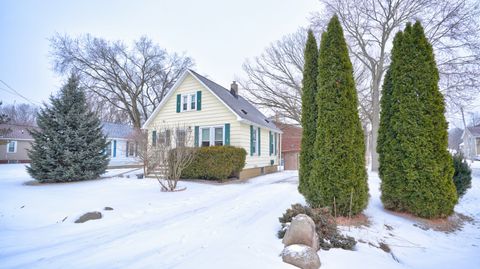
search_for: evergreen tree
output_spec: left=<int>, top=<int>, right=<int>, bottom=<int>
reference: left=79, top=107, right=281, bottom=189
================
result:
left=27, top=75, right=108, bottom=182
left=299, top=29, right=319, bottom=194
left=307, top=16, right=369, bottom=216
left=452, top=153, right=472, bottom=198
left=377, top=22, right=457, bottom=218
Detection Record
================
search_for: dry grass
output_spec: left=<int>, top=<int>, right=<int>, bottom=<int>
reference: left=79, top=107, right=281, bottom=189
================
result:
left=336, top=213, right=371, bottom=227
left=386, top=210, right=475, bottom=233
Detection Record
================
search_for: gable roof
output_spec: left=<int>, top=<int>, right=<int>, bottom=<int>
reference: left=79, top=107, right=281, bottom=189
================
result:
left=102, top=122, right=136, bottom=139
left=466, top=126, right=480, bottom=137
left=143, top=69, right=280, bottom=132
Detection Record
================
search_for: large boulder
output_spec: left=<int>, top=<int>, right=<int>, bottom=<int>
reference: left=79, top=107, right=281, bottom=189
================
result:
left=282, top=214, right=319, bottom=250
left=282, top=244, right=321, bottom=269
left=75, top=211, right=102, bottom=223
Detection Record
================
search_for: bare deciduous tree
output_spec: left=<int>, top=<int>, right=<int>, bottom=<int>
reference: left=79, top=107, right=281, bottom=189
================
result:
left=0, top=103, right=38, bottom=126
left=238, top=28, right=307, bottom=123
left=50, top=34, right=194, bottom=128
left=309, top=0, right=480, bottom=170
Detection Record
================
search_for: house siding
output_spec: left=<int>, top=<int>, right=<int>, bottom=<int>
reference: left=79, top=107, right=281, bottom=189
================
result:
left=0, top=140, right=32, bottom=163
left=145, top=73, right=279, bottom=171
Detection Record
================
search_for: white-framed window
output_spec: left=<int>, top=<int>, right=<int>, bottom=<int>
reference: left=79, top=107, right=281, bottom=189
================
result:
left=181, top=93, right=197, bottom=112
left=201, top=127, right=210, bottom=147
left=182, top=95, right=188, bottom=111
left=214, top=127, right=223, bottom=146
left=176, top=129, right=186, bottom=147
left=7, top=140, right=17, bottom=153
left=127, top=141, right=136, bottom=157
left=201, top=126, right=224, bottom=147
left=190, top=93, right=196, bottom=110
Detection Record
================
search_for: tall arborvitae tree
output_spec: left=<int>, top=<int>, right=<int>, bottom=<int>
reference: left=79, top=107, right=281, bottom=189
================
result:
left=299, top=30, right=319, bottom=194
left=378, top=22, right=457, bottom=218
left=307, top=16, right=368, bottom=216
left=27, top=75, right=108, bottom=182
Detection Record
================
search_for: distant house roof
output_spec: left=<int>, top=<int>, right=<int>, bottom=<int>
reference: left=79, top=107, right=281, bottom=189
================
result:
left=0, top=124, right=36, bottom=140
left=143, top=69, right=280, bottom=132
left=275, top=122, right=302, bottom=153
left=102, top=122, right=136, bottom=139
left=466, top=126, right=480, bottom=137
left=0, top=122, right=136, bottom=141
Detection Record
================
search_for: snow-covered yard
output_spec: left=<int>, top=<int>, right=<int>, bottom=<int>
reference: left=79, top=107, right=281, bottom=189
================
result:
left=0, top=164, right=479, bottom=269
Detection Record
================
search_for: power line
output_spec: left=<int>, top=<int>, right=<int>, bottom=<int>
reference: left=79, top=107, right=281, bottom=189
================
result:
left=0, top=80, right=41, bottom=105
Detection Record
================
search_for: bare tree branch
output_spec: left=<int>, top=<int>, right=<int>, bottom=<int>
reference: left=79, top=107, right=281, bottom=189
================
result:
left=50, top=34, right=194, bottom=128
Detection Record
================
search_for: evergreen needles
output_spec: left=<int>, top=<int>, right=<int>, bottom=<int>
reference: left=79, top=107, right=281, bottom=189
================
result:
left=304, top=16, right=369, bottom=216
left=377, top=22, right=457, bottom=218
left=27, top=75, right=109, bottom=182
left=299, top=30, right=319, bottom=194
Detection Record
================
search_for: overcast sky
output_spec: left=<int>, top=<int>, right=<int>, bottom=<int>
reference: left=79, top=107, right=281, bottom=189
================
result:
left=0, top=0, right=320, bottom=105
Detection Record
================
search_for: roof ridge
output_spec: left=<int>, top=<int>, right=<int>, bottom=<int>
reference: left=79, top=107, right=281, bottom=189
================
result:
left=189, top=69, right=229, bottom=92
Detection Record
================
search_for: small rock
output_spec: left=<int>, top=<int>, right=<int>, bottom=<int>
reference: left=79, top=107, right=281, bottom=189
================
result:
left=282, top=244, right=321, bottom=269
left=75, top=211, right=102, bottom=223
left=283, top=214, right=319, bottom=251
left=104, top=207, right=114, bottom=211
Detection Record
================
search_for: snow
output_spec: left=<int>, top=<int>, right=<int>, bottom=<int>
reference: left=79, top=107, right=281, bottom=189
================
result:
left=0, top=163, right=479, bottom=268
left=282, top=244, right=311, bottom=257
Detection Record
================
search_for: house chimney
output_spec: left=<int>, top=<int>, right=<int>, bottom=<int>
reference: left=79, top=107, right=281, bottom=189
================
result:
left=230, top=81, right=238, bottom=97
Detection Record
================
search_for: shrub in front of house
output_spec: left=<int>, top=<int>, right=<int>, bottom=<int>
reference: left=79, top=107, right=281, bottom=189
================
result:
left=452, top=153, right=472, bottom=198
left=181, top=146, right=246, bottom=180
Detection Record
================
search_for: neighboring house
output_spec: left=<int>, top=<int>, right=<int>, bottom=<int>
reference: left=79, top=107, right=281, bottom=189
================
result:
left=142, top=69, right=282, bottom=179
left=102, top=122, right=141, bottom=167
left=461, top=126, right=480, bottom=160
left=275, top=122, right=301, bottom=170
left=0, top=124, right=35, bottom=164
left=0, top=122, right=140, bottom=167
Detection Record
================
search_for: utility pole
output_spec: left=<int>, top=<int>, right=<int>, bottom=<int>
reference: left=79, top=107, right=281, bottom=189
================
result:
left=460, top=106, right=471, bottom=160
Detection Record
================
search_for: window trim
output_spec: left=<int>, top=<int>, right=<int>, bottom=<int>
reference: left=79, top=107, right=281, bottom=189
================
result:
left=181, top=92, right=198, bottom=112
left=200, top=125, right=224, bottom=147
left=6, top=140, right=17, bottom=153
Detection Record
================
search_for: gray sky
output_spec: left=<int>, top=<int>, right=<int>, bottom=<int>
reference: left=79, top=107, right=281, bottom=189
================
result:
left=0, top=0, right=320, bottom=105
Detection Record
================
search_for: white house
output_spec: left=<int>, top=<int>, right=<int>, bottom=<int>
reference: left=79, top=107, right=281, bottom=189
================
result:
left=102, top=122, right=141, bottom=167
left=461, top=125, right=480, bottom=160
left=142, top=69, right=282, bottom=179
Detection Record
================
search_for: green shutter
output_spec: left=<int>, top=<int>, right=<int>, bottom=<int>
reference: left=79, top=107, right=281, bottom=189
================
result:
left=250, top=125, right=254, bottom=156
left=197, top=91, right=202, bottom=111
left=225, top=123, right=230, bottom=145
left=274, top=133, right=277, bottom=154
left=126, top=141, right=129, bottom=157
left=194, top=126, right=199, bottom=147
left=258, top=128, right=261, bottom=156
left=152, top=130, right=157, bottom=147
left=113, top=140, right=117, bottom=157
left=269, top=131, right=272, bottom=155
left=176, top=94, right=181, bottom=113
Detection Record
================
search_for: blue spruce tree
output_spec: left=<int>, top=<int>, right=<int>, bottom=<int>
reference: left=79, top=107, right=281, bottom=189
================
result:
left=28, top=75, right=108, bottom=182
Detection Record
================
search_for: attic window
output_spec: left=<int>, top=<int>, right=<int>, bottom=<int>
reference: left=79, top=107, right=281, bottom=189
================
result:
left=241, top=109, right=248, bottom=114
